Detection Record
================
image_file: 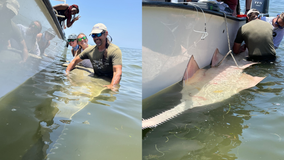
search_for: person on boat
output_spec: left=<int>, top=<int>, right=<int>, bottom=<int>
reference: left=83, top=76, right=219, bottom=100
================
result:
left=0, top=0, right=29, bottom=62
left=36, top=28, right=56, bottom=56
left=245, top=0, right=252, bottom=14
left=52, top=4, right=80, bottom=29
left=73, top=33, right=92, bottom=68
left=260, top=13, right=284, bottom=49
left=67, top=33, right=79, bottom=57
left=66, top=23, right=122, bottom=90
left=233, top=9, right=276, bottom=62
left=9, top=20, right=42, bottom=56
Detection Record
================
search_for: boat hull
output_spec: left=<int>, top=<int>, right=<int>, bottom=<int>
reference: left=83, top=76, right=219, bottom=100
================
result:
left=0, top=0, right=65, bottom=159
left=0, top=0, right=65, bottom=99
left=142, top=2, right=246, bottom=99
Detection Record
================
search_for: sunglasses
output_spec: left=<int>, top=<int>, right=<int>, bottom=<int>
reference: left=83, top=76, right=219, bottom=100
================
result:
left=68, top=39, right=76, bottom=42
left=30, top=23, right=40, bottom=32
left=91, top=31, right=105, bottom=38
left=77, top=36, right=87, bottom=42
left=276, top=17, right=283, bottom=29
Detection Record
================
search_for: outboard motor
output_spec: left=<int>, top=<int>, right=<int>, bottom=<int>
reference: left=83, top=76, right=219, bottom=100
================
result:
left=251, top=0, right=270, bottom=17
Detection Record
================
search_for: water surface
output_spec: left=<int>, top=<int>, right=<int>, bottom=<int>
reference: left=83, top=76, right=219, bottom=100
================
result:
left=0, top=47, right=142, bottom=160
left=143, top=1, right=284, bottom=159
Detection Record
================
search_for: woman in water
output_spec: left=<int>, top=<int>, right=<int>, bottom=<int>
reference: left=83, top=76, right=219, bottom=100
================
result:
left=74, top=33, right=92, bottom=68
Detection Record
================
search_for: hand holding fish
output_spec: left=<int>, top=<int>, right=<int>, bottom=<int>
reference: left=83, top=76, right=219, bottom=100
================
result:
left=104, top=84, right=119, bottom=92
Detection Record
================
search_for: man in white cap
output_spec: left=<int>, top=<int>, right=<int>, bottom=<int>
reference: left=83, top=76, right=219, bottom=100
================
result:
left=233, top=9, right=276, bottom=62
left=66, top=23, right=122, bottom=90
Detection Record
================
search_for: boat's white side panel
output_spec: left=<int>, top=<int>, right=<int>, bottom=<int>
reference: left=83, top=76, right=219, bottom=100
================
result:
left=142, top=5, right=245, bottom=99
left=0, top=0, right=65, bottom=98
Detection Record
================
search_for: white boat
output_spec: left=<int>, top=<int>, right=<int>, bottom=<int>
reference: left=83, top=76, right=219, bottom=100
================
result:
left=0, top=0, right=66, bottom=159
left=0, top=0, right=66, bottom=99
left=142, top=1, right=246, bottom=99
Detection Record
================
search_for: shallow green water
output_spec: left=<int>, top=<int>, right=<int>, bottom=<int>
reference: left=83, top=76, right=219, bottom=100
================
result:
left=143, top=1, right=284, bottom=159
left=0, top=47, right=142, bottom=160
left=143, top=59, right=284, bottom=159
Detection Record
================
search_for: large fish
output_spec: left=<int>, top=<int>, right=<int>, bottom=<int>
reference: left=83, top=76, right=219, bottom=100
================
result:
left=0, top=62, right=111, bottom=159
left=43, top=64, right=112, bottom=158
left=53, top=64, right=111, bottom=119
left=142, top=50, right=265, bottom=129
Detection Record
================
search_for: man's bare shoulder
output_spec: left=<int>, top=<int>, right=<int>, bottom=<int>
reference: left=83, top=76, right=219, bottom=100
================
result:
left=53, top=4, right=69, bottom=9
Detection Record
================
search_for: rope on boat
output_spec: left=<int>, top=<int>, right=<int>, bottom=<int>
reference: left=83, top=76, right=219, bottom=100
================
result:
left=142, top=3, right=242, bottom=130
left=53, top=8, right=66, bottom=29
left=176, top=2, right=208, bottom=40
left=53, top=9, right=65, bottom=18
left=214, top=13, right=239, bottom=68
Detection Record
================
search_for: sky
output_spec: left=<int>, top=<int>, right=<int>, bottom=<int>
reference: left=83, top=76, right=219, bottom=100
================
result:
left=50, top=0, right=142, bottom=49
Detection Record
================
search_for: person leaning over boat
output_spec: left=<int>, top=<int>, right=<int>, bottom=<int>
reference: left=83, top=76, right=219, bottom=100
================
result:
left=260, top=13, right=284, bottom=49
left=233, top=9, right=276, bottom=62
left=66, top=23, right=122, bottom=90
left=67, top=34, right=79, bottom=57
left=216, top=0, right=252, bottom=16
left=9, top=20, right=42, bottom=56
left=0, top=0, right=29, bottom=62
left=53, top=4, right=80, bottom=29
left=73, top=33, right=92, bottom=68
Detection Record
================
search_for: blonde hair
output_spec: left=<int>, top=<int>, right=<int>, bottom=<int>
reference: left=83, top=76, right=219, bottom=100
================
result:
left=77, top=33, right=87, bottom=47
left=75, top=33, right=87, bottom=56
left=279, top=12, right=284, bottom=21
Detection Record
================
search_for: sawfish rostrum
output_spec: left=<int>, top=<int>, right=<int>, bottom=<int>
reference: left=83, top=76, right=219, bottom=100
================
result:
left=142, top=50, right=265, bottom=129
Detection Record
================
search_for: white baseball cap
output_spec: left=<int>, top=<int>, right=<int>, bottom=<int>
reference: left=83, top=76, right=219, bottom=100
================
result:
left=90, top=23, right=107, bottom=35
left=247, top=9, right=260, bottom=16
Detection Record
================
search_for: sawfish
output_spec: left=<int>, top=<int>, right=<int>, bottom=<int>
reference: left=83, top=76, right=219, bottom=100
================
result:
left=0, top=62, right=111, bottom=160
left=142, top=50, right=265, bottom=129
left=53, top=64, right=111, bottom=119
left=43, top=64, right=112, bottom=158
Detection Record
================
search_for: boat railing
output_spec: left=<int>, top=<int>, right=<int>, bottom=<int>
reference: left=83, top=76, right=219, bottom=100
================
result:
left=40, top=0, right=66, bottom=40
left=142, top=1, right=246, bottom=21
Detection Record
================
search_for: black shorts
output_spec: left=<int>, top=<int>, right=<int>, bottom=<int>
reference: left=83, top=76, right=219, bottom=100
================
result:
left=246, top=55, right=276, bottom=62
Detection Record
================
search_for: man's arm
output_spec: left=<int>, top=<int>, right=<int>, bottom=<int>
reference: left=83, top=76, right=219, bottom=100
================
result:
left=66, top=15, right=80, bottom=28
left=36, top=33, right=42, bottom=42
left=106, top=65, right=122, bottom=89
left=233, top=42, right=242, bottom=54
left=40, top=41, right=50, bottom=55
left=20, top=40, right=29, bottom=63
left=45, top=41, right=51, bottom=52
left=34, top=41, right=41, bottom=56
left=37, top=33, right=50, bottom=55
left=233, top=27, right=244, bottom=54
left=66, top=55, right=83, bottom=74
left=53, top=4, right=68, bottom=11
